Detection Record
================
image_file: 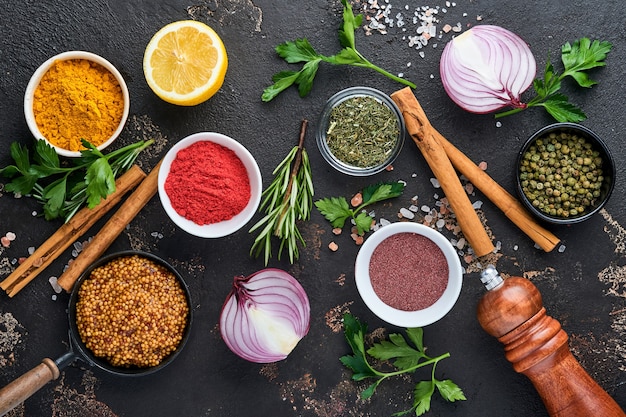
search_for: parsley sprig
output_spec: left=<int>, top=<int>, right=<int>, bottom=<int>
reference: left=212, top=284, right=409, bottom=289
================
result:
left=262, top=0, right=416, bottom=102
left=341, top=313, right=465, bottom=416
left=496, top=38, right=613, bottom=122
left=315, top=181, right=404, bottom=235
left=0, top=138, right=153, bottom=222
left=250, top=121, right=314, bottom=265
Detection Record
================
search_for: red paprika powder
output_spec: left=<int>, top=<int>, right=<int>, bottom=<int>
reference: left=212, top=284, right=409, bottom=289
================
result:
left=164, top=141, right=251, bottom=225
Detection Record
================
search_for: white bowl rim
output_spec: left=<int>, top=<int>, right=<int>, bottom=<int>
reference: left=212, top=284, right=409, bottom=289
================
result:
left=23, top=50, right=130, bottom=158
left=157, top=132, right=263, bottom=238
left=355, top=222, right=463, bottom=327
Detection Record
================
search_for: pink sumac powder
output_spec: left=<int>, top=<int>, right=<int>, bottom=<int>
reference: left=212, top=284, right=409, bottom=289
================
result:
left=369, top=232, right=449, bottom=311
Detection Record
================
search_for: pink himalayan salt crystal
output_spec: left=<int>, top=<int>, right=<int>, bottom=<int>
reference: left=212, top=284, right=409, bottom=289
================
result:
left=369, top=232, right=448, bottom=311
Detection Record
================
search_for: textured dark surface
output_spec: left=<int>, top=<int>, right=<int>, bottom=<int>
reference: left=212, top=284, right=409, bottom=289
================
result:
left=1, top=1, right=625, bottom=416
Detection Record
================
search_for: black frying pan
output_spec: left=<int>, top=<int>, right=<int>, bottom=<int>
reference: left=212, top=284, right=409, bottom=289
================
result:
left=0, top=251, right=193, bottom=416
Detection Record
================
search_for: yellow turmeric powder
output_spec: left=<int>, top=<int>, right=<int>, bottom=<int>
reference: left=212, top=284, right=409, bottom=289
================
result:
left=32, top=58, right=125, bottom=152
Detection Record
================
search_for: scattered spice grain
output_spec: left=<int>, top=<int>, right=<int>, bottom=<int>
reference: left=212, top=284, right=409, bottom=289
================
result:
left=369, top=232, right=448, bottom=311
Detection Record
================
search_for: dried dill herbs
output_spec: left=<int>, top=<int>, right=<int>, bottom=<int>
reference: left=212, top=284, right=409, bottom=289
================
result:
left=325, top=96, right=400, bottom=168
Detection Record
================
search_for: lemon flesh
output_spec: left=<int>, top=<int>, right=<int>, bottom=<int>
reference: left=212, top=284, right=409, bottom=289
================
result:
left=143, top=20, right=228, bottom=106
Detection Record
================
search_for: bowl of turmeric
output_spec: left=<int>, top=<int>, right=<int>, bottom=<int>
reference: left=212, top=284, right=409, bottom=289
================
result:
left=24, top=51, right=130, bottom=157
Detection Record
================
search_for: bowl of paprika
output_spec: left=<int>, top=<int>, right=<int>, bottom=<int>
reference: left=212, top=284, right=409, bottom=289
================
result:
left=24, top=50, right=130, bottom=158
left=158, top=132, right=263, bottom=238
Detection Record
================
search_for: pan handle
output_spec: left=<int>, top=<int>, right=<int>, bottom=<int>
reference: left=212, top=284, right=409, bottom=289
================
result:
left=0, top=352, right=76, bottom=417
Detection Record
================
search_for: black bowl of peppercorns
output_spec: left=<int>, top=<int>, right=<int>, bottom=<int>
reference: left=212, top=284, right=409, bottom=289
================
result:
left=515, top=123, right=615, bottom=225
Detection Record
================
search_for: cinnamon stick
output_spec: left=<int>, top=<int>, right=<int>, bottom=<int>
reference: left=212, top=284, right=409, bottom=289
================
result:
left=57, top=159, right=162, bottom=292
left=0, top=165, right=146, bottom=297
left=438, top=136, right=560, bottom=252
left=391, top=87, right=495, bottom=257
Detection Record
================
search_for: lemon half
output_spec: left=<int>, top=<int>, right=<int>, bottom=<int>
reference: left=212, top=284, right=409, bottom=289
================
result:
left=143, top=20, right=228, bottom=106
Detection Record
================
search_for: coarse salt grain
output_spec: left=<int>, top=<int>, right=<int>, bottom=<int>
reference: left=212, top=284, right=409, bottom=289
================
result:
left=48, top=276, right=63, bottom=294
left=5, top=232, right=16, bottom=241
left=399, top=207, right=415, bottom=219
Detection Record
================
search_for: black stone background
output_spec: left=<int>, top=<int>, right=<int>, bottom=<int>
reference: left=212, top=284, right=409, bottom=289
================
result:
left=1, top=1, right=625, bottom=416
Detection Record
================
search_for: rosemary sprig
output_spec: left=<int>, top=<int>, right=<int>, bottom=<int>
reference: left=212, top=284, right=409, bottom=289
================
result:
left=249, top=120, right=314, bottom=265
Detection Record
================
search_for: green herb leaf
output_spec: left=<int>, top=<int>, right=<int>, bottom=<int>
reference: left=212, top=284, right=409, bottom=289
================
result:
left=561, top=38, right=612, bottom=86
left=295, top=59, right=322, bottom=97
left=315, top=196, right=352, bottom=228
left=1, top=142, right=39, bottom=194
left=262, top=0, right=415, bottom=101
left=354, top=211, right=374, bottom=235
left=367, top=332, right=427, bottom=370
left=276, top=38, right=320, bottom=63
left=85, top=157, right=116, bottom=208
left=41, top=177, right=68, bottom=220
left=539, top=93, right=586, bottom=123
left=10, top=142, right=33, bottom=174
left=328, top=48, right=362, bottom=65
left=262, top=71, right=300, bottom=102
left=405, top=328, right=424, bottom=353
left=435, top=379, right=467, bottom=402
left=362, top=182, right=405, bottom=205
left=413, top=380, right=435, bottom=416
left=338, top=0, right=360, bottom=49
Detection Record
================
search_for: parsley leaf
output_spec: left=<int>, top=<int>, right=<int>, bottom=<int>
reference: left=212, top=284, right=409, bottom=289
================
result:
left=314, top=181, right=405, bottom=235
left=340, top=313, right=465, bottom=416
left=262, top=0, right=415, bottom=101
left=496, top=37, right=612, bottom=122
left=0, top=139, right=153, bottom=222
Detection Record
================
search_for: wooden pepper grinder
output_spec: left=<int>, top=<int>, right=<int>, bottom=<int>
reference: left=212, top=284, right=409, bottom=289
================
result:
left=477, top=265, right=625, bottom=417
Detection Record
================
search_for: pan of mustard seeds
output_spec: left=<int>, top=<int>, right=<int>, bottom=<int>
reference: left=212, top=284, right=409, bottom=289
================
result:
left=0, top=251, right=192, bottom=413
left=67, top=250, right=193, bottom=376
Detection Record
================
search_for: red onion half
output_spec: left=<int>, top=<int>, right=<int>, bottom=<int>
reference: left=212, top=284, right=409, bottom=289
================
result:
left=220, top=268, right=310, bottom=363
left=440, top=25, right=536, bottom=114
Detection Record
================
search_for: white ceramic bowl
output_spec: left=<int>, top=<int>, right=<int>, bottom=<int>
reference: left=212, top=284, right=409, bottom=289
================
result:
left=354, top=222, right=463, bottom=327
left=157, top=132, right=262, bottom=238
left=24, top=51, right=130, bottom=158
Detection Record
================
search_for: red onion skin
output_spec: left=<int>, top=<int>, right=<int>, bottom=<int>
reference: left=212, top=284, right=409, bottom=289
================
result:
left=440, top=25, right=536, bottom=114
left=220, top=268, right=310, bottom=363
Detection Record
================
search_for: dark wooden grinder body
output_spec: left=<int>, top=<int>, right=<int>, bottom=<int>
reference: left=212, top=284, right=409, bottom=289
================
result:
left=477, top=275, right=625, bottom=417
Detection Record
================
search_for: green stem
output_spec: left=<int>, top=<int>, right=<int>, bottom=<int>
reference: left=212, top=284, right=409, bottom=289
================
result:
left=367, top=352, right=450, bottom=381
left=353, top=59, right=417, bottom=88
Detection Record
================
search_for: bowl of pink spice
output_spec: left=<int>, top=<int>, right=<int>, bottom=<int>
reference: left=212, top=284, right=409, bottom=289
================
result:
left=158, top=132, right=262, bottom=238
left=355, top=222, right=463, bottom=328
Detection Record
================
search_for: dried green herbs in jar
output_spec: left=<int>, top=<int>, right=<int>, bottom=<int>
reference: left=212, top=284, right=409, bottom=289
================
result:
left=325, top=95, right=400, bottom=168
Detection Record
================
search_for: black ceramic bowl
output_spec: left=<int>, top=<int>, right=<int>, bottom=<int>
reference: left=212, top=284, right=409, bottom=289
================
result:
left=515, top=123, right=615, bottom=225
